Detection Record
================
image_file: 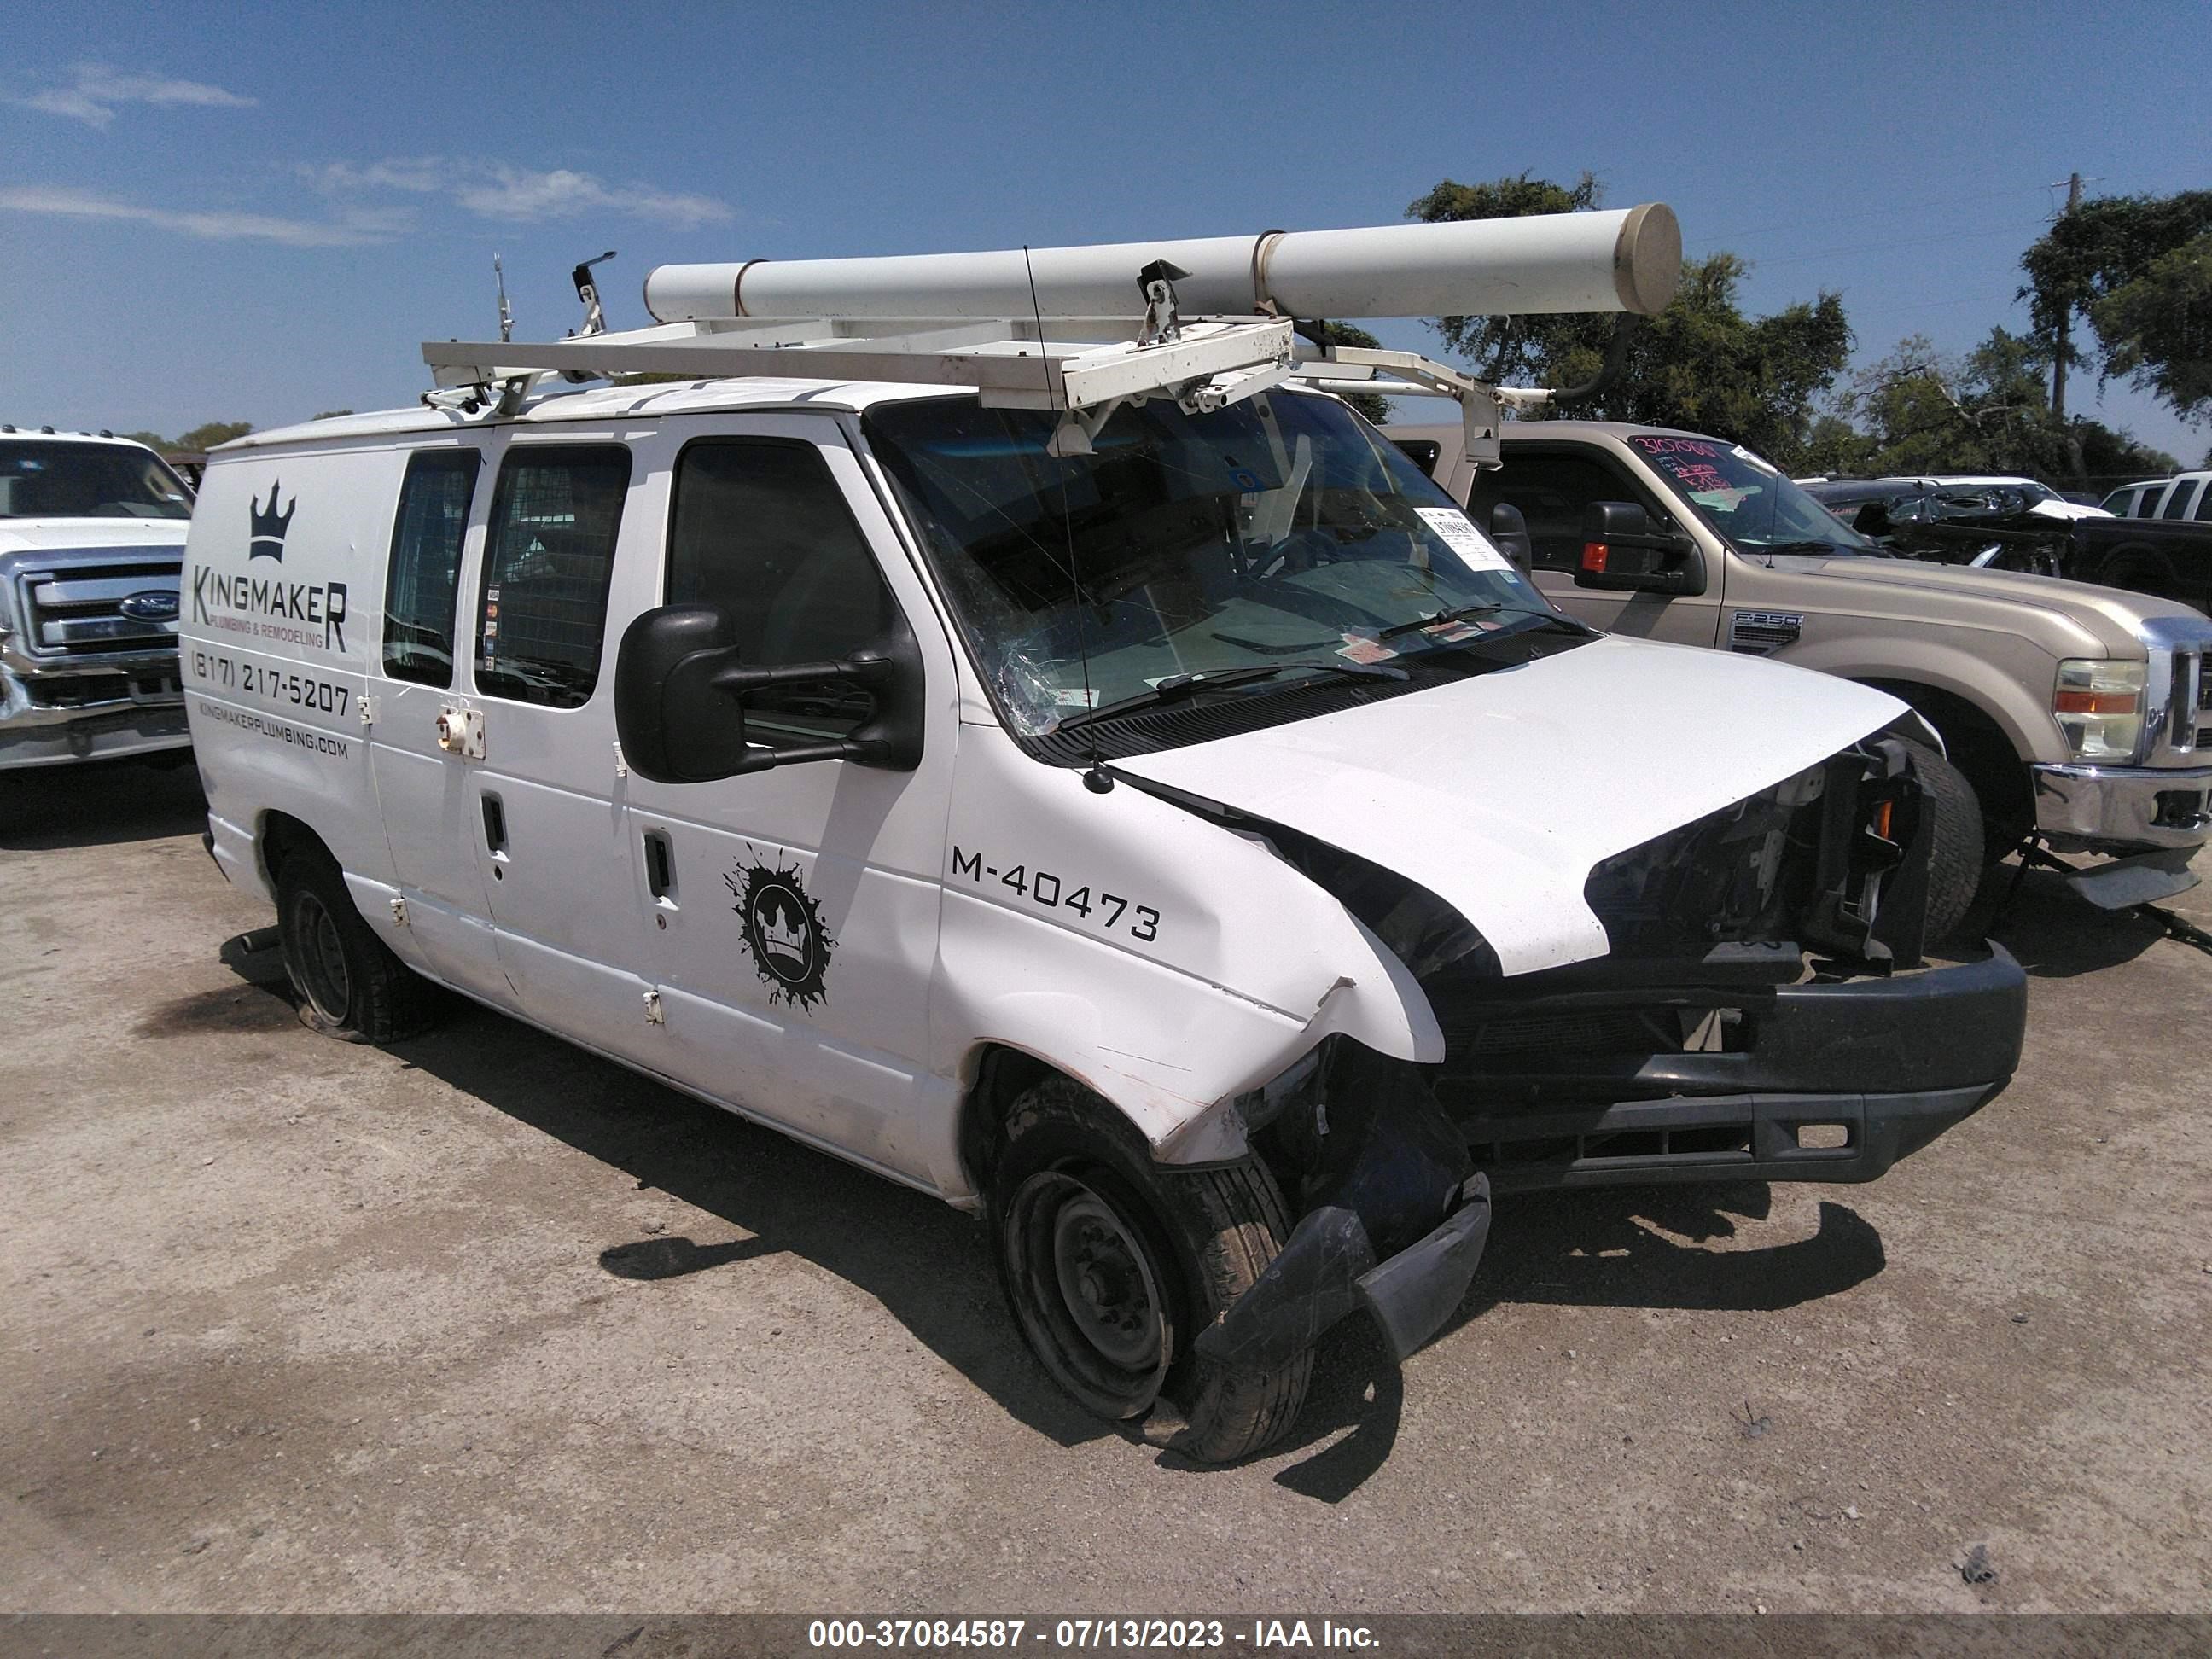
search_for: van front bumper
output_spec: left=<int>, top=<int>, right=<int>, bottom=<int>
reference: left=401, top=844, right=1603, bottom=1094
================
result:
left=2033, top=760, right=2212, bottom=852
left=1432, top=946, right=2027, bottom=1194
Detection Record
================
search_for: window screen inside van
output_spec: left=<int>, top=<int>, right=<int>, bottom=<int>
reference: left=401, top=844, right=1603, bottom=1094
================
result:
left=474, top=445, right=631, bottom=709
left=383, top=449, right=480, bottom=687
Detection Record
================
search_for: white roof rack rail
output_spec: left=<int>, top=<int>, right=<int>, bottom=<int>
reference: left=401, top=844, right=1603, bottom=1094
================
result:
left=422, top=207, right=1679, bottom=458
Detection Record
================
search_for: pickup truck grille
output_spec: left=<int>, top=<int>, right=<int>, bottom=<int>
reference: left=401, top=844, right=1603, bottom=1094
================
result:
left=14, top=558, right=182, bottom=656
left=2167, top=647, right=2211, bottom=752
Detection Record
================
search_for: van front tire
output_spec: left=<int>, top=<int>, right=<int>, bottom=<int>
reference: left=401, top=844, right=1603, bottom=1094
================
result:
left=276, top=852, right=439, bottom=1043
left=992, top=1078, right=1312, bottom=1464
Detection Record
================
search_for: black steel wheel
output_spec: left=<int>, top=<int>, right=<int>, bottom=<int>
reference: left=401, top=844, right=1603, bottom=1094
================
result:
left=276, top=847, right=440, bottom=1043
left=991, top=1076, right=1312, bottom=1463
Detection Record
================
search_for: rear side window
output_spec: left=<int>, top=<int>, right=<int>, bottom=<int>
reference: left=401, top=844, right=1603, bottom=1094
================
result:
left=382, top=449, right=480, bottom=687
left=1470, top=450, right=1662, bottom=570
left=474, top=445, right=632, bottom=708
left=666, top=439, right=898, bottom=740
left=2159, top=481, right=2193, bottom=520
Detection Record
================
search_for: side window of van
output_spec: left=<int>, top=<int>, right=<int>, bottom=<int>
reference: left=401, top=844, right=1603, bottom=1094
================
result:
left=666, top=439, right=899, bottom=740
left=382, top=449, right=480, bottom=687
left=474, top=445, right=632, bottom=709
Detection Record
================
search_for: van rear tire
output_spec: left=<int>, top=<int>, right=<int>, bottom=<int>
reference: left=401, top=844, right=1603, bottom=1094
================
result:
left=276, top=850, right=440, bottom=1043
left=991, top=1078, right=1312, bottom=1464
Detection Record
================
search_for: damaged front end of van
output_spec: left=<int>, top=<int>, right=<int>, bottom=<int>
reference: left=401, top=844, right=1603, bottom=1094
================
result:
left=1144, top=727, right=2024, bottom=1377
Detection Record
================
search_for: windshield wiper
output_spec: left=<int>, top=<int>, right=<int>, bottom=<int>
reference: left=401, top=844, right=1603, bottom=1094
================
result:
left=1055, top=660, right=1409, bottom=731
left=1377, top=602, right=1598, bottom=642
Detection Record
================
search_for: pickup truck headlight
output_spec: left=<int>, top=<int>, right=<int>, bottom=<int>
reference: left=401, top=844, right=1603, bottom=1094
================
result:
left=2054, top=658, right=2146, bottom=761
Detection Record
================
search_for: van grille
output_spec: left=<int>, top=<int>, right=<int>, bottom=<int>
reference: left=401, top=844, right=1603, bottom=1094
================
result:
left=15, top=557, right=181, bottom=656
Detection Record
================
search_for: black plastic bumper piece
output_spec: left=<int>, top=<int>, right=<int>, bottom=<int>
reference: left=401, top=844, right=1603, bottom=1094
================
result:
left=1355, top=1174, right=1493, bottom=1359
left=1195, top=1175, right=1493, bottom=1376
left=1438, top=946, right=2025, bottom=1193
left=1464, top=1083, right=2001, bottom=1195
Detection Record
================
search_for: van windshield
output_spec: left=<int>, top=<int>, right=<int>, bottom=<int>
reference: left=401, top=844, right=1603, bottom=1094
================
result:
left=1629, top=434, right=1881, bottom=556
left=865, top=392, right=1573, bottom=736
left=0, top=441, right=194, bottom=521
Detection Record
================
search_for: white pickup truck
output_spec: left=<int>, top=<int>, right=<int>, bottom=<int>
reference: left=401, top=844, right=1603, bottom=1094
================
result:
left=0, top=428, right=195, bottom=768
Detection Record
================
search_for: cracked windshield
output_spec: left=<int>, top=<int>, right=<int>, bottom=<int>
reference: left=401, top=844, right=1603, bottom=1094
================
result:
left=1628, top=433, right=1882, bottom=556
left=867, top=392, right=1572, bottom=734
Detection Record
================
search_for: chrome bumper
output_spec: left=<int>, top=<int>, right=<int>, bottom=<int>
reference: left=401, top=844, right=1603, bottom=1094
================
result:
left=2033, top=760, right=2212, bottom=852
left=0, top=669, right=189, bottom=768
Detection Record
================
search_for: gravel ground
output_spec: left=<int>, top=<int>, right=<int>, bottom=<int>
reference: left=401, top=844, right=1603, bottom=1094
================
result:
left=3, top=761, right=2208, bottom=1615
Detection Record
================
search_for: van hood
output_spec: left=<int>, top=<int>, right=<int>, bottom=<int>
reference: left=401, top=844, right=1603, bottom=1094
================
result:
left=1113, top=635, right=1906, bottom=976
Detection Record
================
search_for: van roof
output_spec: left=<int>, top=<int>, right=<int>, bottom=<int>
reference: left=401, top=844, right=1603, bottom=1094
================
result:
left=213, top=375, right=981, bottom=456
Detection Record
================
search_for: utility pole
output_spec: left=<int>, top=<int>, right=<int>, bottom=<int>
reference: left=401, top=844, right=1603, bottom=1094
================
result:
left=2051, top=171, right=2081, bottom=422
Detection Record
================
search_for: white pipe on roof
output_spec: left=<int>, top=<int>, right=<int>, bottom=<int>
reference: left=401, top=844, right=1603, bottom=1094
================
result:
left=643, top=205, right=1680, bottom=326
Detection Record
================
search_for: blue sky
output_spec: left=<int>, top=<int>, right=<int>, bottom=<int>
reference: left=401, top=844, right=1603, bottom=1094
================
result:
left=4, top=0, right=2206, bottom=464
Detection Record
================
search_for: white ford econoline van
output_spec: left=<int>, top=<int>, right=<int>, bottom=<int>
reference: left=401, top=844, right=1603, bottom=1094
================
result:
left=184, top=218, right=2026, bottom=1460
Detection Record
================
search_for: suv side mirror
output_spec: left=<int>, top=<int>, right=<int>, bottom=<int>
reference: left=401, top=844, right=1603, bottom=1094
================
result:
left=1486, top=502, right=1534, bottom=573
left=1851, top=501, right=1894, bottom=537
left=1575, top=501, right=1706, bottom=595
left=614, top=603, right=924, bottom=785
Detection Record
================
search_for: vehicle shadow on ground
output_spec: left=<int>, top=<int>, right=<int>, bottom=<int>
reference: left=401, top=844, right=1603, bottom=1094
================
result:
left=1230, top=1181, right=1883, bottom=1503
left=1976, top=859, right=2168, bottom=978
left=0, top=759, right=205, bottom=851
left=207, top=942, right=1892, bottom=1505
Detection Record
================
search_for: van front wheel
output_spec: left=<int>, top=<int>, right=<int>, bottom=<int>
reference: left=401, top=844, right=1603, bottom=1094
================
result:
left=276, top=851, right=439, bottom=1043
left=992, top=1079, right=1312, bottom=1463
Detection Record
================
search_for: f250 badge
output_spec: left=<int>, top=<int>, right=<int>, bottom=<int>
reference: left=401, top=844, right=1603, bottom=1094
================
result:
left=726, top=851, right=835, bottom=1010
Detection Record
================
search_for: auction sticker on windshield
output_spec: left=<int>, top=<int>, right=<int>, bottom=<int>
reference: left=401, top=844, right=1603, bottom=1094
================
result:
left=1413, top=507, right=1513, bottom=573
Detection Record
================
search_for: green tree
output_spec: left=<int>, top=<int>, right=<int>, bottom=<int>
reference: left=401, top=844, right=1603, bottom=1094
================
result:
left=2020, top=189, right=2212, bottom=426
left=173, top=421, right=253, bottom=452
left=115, top=429, right=171, bottom=451
left=311, top=409, right=355, bottom=421
left=1825, top=329, right=2176, bottom=479
left=1405, top=173, right=1851, bottom=469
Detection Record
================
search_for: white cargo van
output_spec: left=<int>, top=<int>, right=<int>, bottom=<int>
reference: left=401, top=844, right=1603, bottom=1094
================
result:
left=185, top=213, right=2026, bottom=1460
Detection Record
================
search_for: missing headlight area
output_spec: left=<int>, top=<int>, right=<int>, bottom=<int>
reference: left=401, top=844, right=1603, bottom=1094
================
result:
left=1581, top=740, right=1930, bottom=970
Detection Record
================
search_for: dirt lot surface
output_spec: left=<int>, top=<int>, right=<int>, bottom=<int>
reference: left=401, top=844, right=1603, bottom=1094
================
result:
left=3, top=762, right=2209, bottom=1616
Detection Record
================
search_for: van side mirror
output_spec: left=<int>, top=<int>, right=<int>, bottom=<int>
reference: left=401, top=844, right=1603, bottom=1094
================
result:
left=1575, top=500, right=1706, bottom=595
left=614, top=603, right=924, bottom=785
left=1486, top=502, right=1534, bottom=573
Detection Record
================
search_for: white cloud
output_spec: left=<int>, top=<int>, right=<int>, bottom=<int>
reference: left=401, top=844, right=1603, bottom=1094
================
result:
left=0, top=185, right=404, bottom=247
left=11, top=63, right=254, bottom=128
left=311, top=156, right=733, bottom=230
left=300, top=157, right=449, bottom=195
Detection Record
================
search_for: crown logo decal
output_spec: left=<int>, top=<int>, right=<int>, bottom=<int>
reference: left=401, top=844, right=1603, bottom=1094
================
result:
left=248, top=480, right=295, bottom=561
left=756, top=902, right=810, bottom=963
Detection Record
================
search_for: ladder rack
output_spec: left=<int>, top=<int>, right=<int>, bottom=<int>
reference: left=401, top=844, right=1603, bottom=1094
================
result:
left=422, top=315, right=1519, bottom=463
